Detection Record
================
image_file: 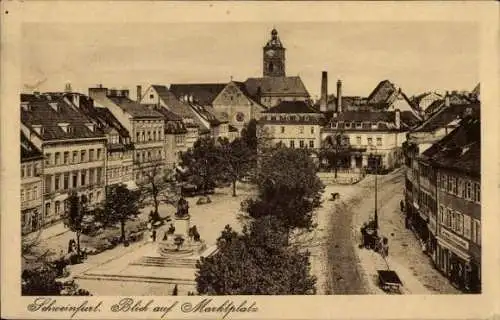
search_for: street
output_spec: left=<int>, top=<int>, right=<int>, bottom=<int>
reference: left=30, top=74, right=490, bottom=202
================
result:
left=321, top=168, right=460, bottom=294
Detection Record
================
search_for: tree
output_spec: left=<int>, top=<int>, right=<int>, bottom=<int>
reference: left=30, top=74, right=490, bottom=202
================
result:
left=102, top=184, right=141, bottom=244
left=63, top=192, right=87, bottom=256
left=180, top=137, right=224, bottom=196
left=195, top=219, right=316, bottom=295
left=135, top=161, right=176, bottom=216
left=240, top=119, right=258, bottom=151
left=22, top=264, right=91, bottom=296
left=219, top=137, right=255, bottom=197
left=318, top=132, right=350, bottom=177
left=244, top=148, right=324, bottom=242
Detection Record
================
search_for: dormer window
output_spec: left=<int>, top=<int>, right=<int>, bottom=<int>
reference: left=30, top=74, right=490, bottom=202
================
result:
left=345, top=122, right=351, bottom=129
left=330, top=122, right=337, bottom=129
left=355, top=122, right=362, bottom=129
left=49, top=102, right=59, bottom=112
left=86, top=123, right=95, bottom=132
left=58, top=123, right=70, bottom=133
left=371, top=122, right=378, bottom=129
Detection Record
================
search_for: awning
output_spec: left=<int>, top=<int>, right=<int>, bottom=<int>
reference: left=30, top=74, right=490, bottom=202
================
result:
left=437, top=236, right=471, bottom=261
left=124, top=180, right=139, bottom=191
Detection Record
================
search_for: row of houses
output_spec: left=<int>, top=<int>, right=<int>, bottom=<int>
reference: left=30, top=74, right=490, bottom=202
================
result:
left=403, top=98, right=481, bottom=293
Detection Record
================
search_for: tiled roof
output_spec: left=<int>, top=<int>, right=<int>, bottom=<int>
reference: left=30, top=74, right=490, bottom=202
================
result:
left=243, top=76, right=310, bottom=99
left=169, top=83, right=227, bottom=106
left=424, top=99, right=445, bottom=116
left=108, top=96, right=164, bottom=118
left=152, top=106, right=188, bottom=134
left=366, top=80, right=395, bottom=104
left=421, top=116, right=480, bottom=176
left=328, top=110, right=418, bottom=131
left=151, top=85, right=199, bottom=121
left=414, top=103, right=480, bottom=133
left=21, top=131, right=42, bottom=161
left=263, top=100, right=320, bottom=114
left=188, top=103, right=224, bottom=126
left=21, top=94, right=106, bottom=141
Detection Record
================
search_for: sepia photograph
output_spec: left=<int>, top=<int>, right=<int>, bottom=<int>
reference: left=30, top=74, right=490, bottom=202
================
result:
left=2, top=1, right=499, bottom=319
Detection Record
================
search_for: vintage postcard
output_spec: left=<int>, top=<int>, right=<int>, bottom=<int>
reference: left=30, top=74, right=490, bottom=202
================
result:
left=1, top=1, right=499, bottom=319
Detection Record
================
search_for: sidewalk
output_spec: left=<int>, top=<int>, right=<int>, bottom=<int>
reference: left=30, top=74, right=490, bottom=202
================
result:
left=24, top=221, right=69, bottom=242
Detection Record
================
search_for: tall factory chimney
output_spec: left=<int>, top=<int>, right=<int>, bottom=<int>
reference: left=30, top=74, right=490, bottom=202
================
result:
left=320, top=71, right=328, bottom=112
left=337, top=79, right=342, bottom=113
left=136, top=85, right=142, bottom=103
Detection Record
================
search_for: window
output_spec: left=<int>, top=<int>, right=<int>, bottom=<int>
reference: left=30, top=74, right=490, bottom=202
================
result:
left=356, top=122, right=362, bottom=129
left=45, top=202, right=51, bottom=216
left=311, top=127, right=314, bottom=134
left=451, top=177, right=457, bottom=194
left=376, top=137, right=382, bottom=146
left=466, top=181, right=472, bottom=200
left=81, top=171, right=86, bottom=186
left=89, top=168, right=95, bottom=185
left=142, top=132, right=145, bottom=142
left=97, top=148, right=102, bottom=160
left=96, top=191, right=101, bottom=202
left=63, top=152, right=69, bottom=164
left=21, top=189, right=25, bottom=202
left=72, top=172, right=78, bottom=188
left=21, top=165, right=25, bottom=178
left=345, top=122, right=351, bottom=129
left=356, top=136, right=362, bottom=145
left=440, top=173, right=447, bottom=190
left=280, top=126, right=285, bottom=133
left=463, top=215, right=471, bottom=239
left=290, top=140, right=295, bottom=148
left=456, top=212, right=463, bottom=234
left=446, top=208, right=453, bottom=228
left=136, top=132, right=140, bottom=142
left=55, top=152, right=61, bottom=165
left=309, top=140, right=314, bottom=148
left=96, top=168, right=102, bottom=184
left=33, top=186, right=38, bottom=200
left=55, top=201, right=60, bottom=215
left=153, top=131, right=157, bottom=141
left=45, top=153, right=51, bottom=166
left=63, top=173, right=69, bottom=190
left=458, top=178, right=465, bottom=198
left=88, top=192, right=93, bottom=204
left=149, top=94, right=154, bottom=99
left=299, top=126, right=304, bottom=134
left=439, top=205, right=445, bottom=224
left=81, top=150, right=86, bottom=162
left=89, top=149, right=94, bottom=161
left=54, top=174, right=60, bottom=191
left=447, top=176, right=453, bottom=193
left=34, top=163, right=39, bottom=176
left=472, top=219, right=481, bottom=245
left=299, top=140, right=305, bottom=148
left=367, top=137, right=373, bottom=145
left=72, top=151, right=78, bottom=163
left=474, top=183, right=480, bottom=203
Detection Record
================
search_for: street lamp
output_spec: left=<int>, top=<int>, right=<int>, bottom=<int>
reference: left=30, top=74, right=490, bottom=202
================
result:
left=373, top=148, right=379, bottom=230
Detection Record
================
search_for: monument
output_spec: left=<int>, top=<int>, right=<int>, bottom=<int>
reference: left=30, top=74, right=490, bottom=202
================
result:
left=156, top=197, right=206, bottom=257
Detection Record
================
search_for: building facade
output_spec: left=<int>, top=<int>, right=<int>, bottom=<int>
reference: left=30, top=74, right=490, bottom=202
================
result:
left=21, top=94, right=107, bottom=226
left=89, top=86, right=166, bottom=184
left=21, top=132, right=44, bottom=235
left=258, top=101, right=323, bottom=151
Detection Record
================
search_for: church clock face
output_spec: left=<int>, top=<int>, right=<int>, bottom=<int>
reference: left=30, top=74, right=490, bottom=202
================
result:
left=266, top=49, right=276, bottom=57
left=236, top=112, right=245, bottom=122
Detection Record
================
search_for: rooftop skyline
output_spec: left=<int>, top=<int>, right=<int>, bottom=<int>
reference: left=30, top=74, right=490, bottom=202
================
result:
left=22, top=22, right=479, bottom=99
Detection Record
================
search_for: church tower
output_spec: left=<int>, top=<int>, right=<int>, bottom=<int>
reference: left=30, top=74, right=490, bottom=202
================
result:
left=263, top=28, right=286, bottom=77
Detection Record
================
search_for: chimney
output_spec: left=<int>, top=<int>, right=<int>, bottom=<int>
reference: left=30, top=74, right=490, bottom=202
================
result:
left=337, top=79, right=342, bottom=113
left=65, top=83, right=72, bottom=93
left=320, top=71, right=328, bottom=112
left=137, top=85, right=142, bottom=102
left=444, top=91, right=450, bottom=107
left=395, top=109, right=401, bottom=129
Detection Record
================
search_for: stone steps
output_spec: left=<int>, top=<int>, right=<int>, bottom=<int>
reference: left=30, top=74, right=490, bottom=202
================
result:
left=130, top=256, right=199, bottom=268
left=76, top=272, right=196, bottom=285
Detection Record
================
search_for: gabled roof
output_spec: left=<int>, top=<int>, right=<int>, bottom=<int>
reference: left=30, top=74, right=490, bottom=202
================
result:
left=414, top=103, right=480, bottom=133
left=108, top=96, right=164, bottom=118
left=263, top=100, right=319, bottom=114
left=424, top=99, right=445, bottom=115
left=89, top=107, right=131, bottom=138
left=21, top=94, right=106, bottom=141
left=328, top=110, right=418, bottom=132
left=21, top=131, right=43, bottom=161
left=244, top=76, right=310, bottom=99
left=366, top=80, right=395, bottom=104
left=150, top=85, right=199, bottom=124
left=169, top=83, right=227, bottom=106
left=151, top=106, right=188, bottom=134
left=421, top=116, right=480, bottom=177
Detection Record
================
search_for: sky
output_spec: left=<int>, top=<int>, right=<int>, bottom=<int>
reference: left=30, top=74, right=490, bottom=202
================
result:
left=22, top=22, right=479, bottom=99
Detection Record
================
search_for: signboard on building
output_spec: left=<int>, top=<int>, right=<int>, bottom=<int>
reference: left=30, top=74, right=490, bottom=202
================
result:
left=440, top=228, right=469, bottom=251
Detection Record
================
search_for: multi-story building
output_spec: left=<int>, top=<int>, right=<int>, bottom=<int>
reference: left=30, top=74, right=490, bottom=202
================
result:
left=420, top=116, right=481, bottom=292
left=140, top=85, right=200, bottom=149
left=258, top=100, right=323, bottom=151
left=21, top=93, right=107, bottom=225
left=403, top=100, right=480, bottom=258
left=323, top=109, right=418, bottom=171
left=89, top=86, right=165, bottom=184
left=21, top=131, right=44, bottom=235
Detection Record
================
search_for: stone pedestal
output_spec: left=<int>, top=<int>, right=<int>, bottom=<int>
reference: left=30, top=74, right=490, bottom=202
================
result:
left=174, top=216, right=190, bottom=237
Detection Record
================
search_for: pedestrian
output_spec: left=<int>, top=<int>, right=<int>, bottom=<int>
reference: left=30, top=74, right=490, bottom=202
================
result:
left=400, top=200, right=405, bottom=212
left=152, top=230, right=157, bottom=242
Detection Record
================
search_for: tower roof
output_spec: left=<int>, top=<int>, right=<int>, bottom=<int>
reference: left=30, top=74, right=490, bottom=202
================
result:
left=265, top=28, right=284, bottom=48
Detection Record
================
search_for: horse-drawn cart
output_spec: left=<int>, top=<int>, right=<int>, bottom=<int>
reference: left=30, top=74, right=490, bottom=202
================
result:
left=377, top=270, right=403, bottom=294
